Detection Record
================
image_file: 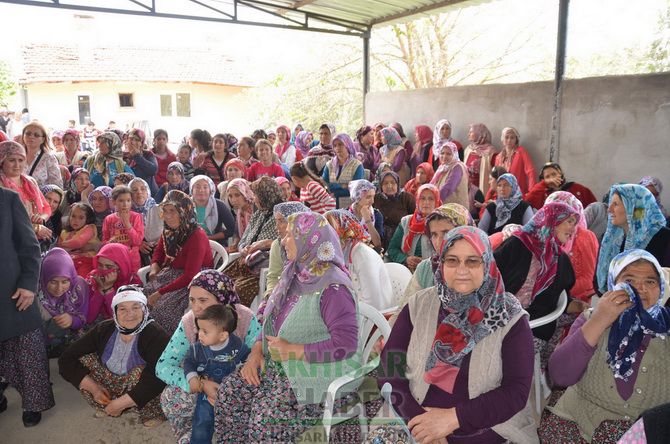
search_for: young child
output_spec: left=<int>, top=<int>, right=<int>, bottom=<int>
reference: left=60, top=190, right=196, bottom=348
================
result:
left=290, top=161, right=335, bottom=214
left=184, top=305, right=250, bottom=444
left=177, top=143, right=195, bottom=181
left=58, top=202, right=100, bottom=277
left=102, top=185, right=145, bottom=272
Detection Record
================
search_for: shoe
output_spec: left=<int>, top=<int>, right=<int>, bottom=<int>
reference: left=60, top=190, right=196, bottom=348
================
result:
left=0, top=396, right=7, bottom=414
left=22, top=410, right=41, bottom=427
left=94, top=410, right=107, bottom=418
left=142, top=417, right=164, bottom=428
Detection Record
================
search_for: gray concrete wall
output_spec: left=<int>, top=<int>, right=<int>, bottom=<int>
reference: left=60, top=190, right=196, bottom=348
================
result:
left=366, top=72, right=670, bottom=210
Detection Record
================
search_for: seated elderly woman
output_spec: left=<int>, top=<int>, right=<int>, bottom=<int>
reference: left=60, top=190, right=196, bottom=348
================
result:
left=85, top=131, right=135, bottom=187
left=539, top=250, right=670, bottom=443
left=214, top=211, right=360, bottom=442
left=374, top=170, right=416, bottom=251
left=189, top=175, right=235, bottom=246
left=387, top=183, right=441, bottom=271
left=347, top=179, right=384, bottom=250
left=325, top=209, right=394, bottom=310
left=376, top=226, right=537, bottom=444
left=156, top=270, right=260, bottom=443
left=58, top=288, right=170, bottom=427
left=144, top=190, right=214, bottom=334
left=478, top=173, right=533, bottom=235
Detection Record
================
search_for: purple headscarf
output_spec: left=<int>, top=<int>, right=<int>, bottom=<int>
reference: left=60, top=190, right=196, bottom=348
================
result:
left=380, top=127, right=402, bottom=157
left=331, top=133, right=356, bottom=169
left=39, top=247, right=89, bottom=323
left=294, top=130, right=313, bottom=157
left=188, top=269, right=240, bottom=305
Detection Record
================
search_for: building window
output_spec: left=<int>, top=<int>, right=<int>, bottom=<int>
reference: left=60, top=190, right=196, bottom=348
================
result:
left=176, top=93, right=190, bottom=117
left=78, top=95, right=91, bottom=125
left=160, top=94, right=172, bottom=116
left=119, top=93, right=134, bottom=108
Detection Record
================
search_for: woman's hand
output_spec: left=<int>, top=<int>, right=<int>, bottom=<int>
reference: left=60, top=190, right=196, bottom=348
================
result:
left=147, top=291, right=162, bottom=307
left=406, top=256, right=422, bottom=272
left=266, top=336, right=304, bottom=362
left=79, top=376, right=111, bottom=406
left=359, top=205, right=373, bottom=224
left=202, top=379, right=219, bottom=406
left=104, top=394, right=135, bottom=417
left=241, top=342, right=265, bottom=387
left=12, top=288, right=35, bottom=311
left=53, top=313, right=73, bottom=329
left=139, top=241, right=154, bottom=255
left=148, top=264, right=161, bottom=282
left=581, top=289, right=633, bottom=347
left=36, top=224, right=52, bottom=240
left=408, top=407, right=459, bottom=444
left=31, top=214, right=46, bottom=224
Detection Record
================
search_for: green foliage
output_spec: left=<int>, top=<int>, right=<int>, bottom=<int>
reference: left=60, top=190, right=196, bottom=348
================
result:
left=0, top=61, right=17, bottom=108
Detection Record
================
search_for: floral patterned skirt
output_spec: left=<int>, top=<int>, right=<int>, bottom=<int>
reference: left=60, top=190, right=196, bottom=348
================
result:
left=222, top=258, right=261, bottom=307
left=160, top=384, right=197, bottom=444
left=79, top=353, right=165, bottom=423
left=145, top=267, right=189, bottom=335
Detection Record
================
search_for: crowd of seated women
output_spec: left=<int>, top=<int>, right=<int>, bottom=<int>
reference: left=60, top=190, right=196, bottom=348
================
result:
left=0, top=117, right=669, bottom=444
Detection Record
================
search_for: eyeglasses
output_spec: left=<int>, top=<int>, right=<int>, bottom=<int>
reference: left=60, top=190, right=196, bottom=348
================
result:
left=443, top=256, right=484, bottom=269
left=24, top=131, right=44, bottom=138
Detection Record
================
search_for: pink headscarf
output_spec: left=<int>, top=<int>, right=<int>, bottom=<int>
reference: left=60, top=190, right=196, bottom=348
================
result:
left=545, top=190, right=587, bottom=253
left=468, top=123, right=496, bottom=156
left=227, top=178, right=255, bottom=236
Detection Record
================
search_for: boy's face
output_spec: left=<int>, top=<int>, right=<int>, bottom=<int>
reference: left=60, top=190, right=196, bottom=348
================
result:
left=197, top=318, right=229, bottom=347
left=178, top=147, right=190, bottom=163
left=114, top=192, right=132, bottom=213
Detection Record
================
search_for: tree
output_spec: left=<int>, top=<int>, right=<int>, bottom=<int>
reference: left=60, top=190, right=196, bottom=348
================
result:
left=0, top=61, right=17, bottom=108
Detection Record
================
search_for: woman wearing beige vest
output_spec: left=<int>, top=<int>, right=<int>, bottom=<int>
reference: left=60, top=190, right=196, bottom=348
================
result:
left=376, top=226, right=538, bottom=444
left=540, top=249, right=670, bottom=443
left=380, top=127, right=410, bottom=186
left=430, top=141, right=469, bottom=209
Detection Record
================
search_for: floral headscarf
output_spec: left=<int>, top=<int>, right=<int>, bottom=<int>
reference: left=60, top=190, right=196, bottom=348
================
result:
left=514, top=202, right=580, bottom=300
left=188, top=269, right=240, bottom=305
left=159, top=190, right=198, bottom=264
left=227, top=178, right=255, bottom=236
left=639, top=176, right=667, bottom=217
left=331, top=133, right=356, bottom=169
left=69, top=167, right=90, bottom=197
left=349, top=179, right=376, bottom=204
left=0, top=139, right=26, bottom=165
left=425, top=226, right=523, bottom=393
left=380, top=127, right=402, bottom=158
left=494, top=173, right=523, bottom=229
left=378, top=170, right=401, bottom=200
left=325, top=209, right=371, bottom=262
left=264, top=212, right=352, bottom=319
left=545, top=190, right=586, bottom=252
left=403, top=184, right=442, bottom=254
left=273, top=201, right=310, bottom=262
left=606, top=249, right=669, bottom=380
left=467, top=123, right=495, bottom=156
left=425, top=203, right=474, bottom=237
left=432, top=119, right=453, bottom=158
left=88, top=186, right=113, bottom=214
left=128, top=177, right=156, bottom=217
left=39, top=247, right=88, bottom=325
left=250, top=176, right=284, bottom=211
left=166, top=161, right=190, bottom=193
left=596, top=184, right=666, bottom=293
left=294, top=130, right=313, bottom=157
left=89, top=131, right=125, bottom=185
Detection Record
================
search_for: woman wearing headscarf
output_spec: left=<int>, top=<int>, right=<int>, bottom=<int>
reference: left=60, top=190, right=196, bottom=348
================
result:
left=584, top=201, right=609, bottom=242
left=525, top=162, right=597, bottom=210
left=275, top=176, right=298, bottom=202
left=376, top=226, right=537, bottom=444
left=431, top=141, right=470, bottom=208
left=62, top=167, right=94, bottom=211
left=155, top=161, right=190, bottom=204
left=274, top=125, right=297, bottom=166
left=21, top=121, right=63, bottom=188
left=129, top=177, right=162, bottom=266
left=354, top=125, right=380, bottom=180
left=478, top=173, right=533, bottom=235
left=495, top=202, right=589, bottom=367
left=189, top=175, right=235, bottom=246
left=540, top=250, right=670, bottom=443
left=294, top=130, right=313, bottom=160
left=216, top=157, right=246, bottom=202
left=225, top=178, right=255, bottom=252
left=433, top=119, right=463, bottom=163
left=214, top=212, right=360, bottom=442
left=375, top=170, right=416, bottom=251
left=380, top=126, right=410, bottom=186
left=596, top=184, right=670, bottom=294
left=156, top=270, right=261, bottom=443
left=222, top=176, right=283, bottom=306
left=39, top=184, right=64, bottom=251
left=388, top=184, right=442, bottom=271
left=144, top=190, right=214, bottom=334
left=325, top=209, right=394, bottom=310
left=400, top=203, right=474, bottom=307
left=347, top=179, right=384, bottom=250
left=404, top=161, right=434, bottom=198
left=199, top=133, right=236, bottom=189
left=88, top=186, right=113, bottom=239
left=390, top=122, right=413, bottom=161
left=639, top=176, right=668, bottom=219
left=408, top=125, right=434, bottom=175
left=55, top=129, right=87, bottom=168
left=463, top=123, right=497, bottom=196
left=494, top=127, right=537, bottom=194
left=59, top=288, right=169, bottom=427
left=322, top=133, right=364, bottom=209
left=0, top=185, right=54, bottom=427
left=123, top=128, right=158, bottom=196
left=85, top=131, right=135, bottom=188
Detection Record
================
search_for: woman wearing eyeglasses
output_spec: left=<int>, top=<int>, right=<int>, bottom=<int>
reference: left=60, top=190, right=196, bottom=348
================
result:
left=21, top=121, right=63, bottom=188
left=377, top=226, right=537, bottom=444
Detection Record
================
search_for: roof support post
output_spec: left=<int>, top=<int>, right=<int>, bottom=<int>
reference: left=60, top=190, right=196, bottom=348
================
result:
left=363, top=34, right=370, bottom=121
left=549, top=0, right=569, bottom=162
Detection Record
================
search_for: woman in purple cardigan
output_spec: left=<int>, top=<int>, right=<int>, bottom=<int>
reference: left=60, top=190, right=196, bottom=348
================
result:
left=375, top=226, right=538, bottom=444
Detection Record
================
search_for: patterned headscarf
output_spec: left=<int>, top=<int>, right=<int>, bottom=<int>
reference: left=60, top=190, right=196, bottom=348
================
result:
left=596, top=184, right=666, bottom=293
left=294, top=130, right=313, bottom=156
left=39, top=247, right=88, bottom=326
left=89, top=131, right=125, bottom=185
left=606, top=249, right=669, bottom=380
left=331, top=133, right=356, bottom=169
left=250, top=176, right=284, bottom=211
left=425, top=203, right=474, bottom=237
left=165, top=161, right=190, bottom=193
left=0, top=140, right=26, bottom=165
left=128, top=177, right=156, bottom=217
left=349, top=179, right=376, bottom=204
left=355, top=125, right=373, bottom=144
left=639, top=176, right=667, bottom=217
left=431, top=142, right=461, bottom=187
left=88, top=186, right=113, bottom=213
left=378, top=170, right=401, bottom=200
left=188, top=269, right=240, bottom=305
left=264, top=212, right=352, bottom=319
left=425, top=226, right=523, bottom=393
left=545, top=190, right=586, bottom=252
left=467, top=123, right=495, bottom=156
left=494, top=173, right=523, bottom=229
left=69, top=167, right=90, bottom=196
left=432, top=119, right=453, bottom=157
left=514, top=202, right=580, bottom=300
left=40, top=184, right=64, bottom=204
left=190, top=175, right=219, bottom=234
left=273, top=201, right=310, bottom=262
left=228, top=178, right=255, bottom=236
left=325, top=209, right=371, bottom=262
left=159, top=190, right=198, bottom=264
left=403, top=184, right=442, bottom=254
left=380, top=127, right=402, bottom=158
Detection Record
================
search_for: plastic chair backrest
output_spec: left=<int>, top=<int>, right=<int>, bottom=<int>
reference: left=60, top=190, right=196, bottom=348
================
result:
left=209, top=240, right=228, bottom=271
left=357, top=302, right=392, bottom=363
left=384, top=262, right=413, bottom=304
left=529, top=290, right=568, bottom=329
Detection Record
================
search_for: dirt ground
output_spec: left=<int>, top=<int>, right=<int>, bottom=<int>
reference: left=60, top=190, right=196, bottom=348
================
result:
left=1, top=359, right=175, bottom=444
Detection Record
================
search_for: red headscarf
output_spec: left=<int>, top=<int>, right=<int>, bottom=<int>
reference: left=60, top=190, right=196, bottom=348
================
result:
left=402, top=183, right=442, bottom=254
left=414, top=125, right=433, bottom=146
left=404, top=162, right=435, bottom=196
left=224, top=158, right=246, bottom=180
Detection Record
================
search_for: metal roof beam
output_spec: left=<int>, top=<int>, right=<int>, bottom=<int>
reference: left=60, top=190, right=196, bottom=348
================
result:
left=369, top=0, right=468, bottom=26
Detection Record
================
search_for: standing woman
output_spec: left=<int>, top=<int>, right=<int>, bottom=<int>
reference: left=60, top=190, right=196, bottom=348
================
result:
left=354, top=125, right=380, bottom=180
left=380, top=127, right=410, bottom=186
left=200, top=133, right=236, bottom=189
left=225, top=178, right=255, bottom=253
left=494, top=127, right=536, bottom=194
left=408, top=124, right=434, bottom=175
left=123, top=128, right=158, bottom=195
left=56, top=129, right=87, bottom=168
left=463, top=123, right=496, bottom=196
left=85, top=131, right=134, bottom=188
left=151, top=129, right=176, bottom=188
left=431, top=141, right=469, bottom=208
left=21, top=122, right=63, bottom=188
left=189, top=175, right=235, bottom=246
left=478, top=173, right=533, bottom=235
left=322, top=133, right=364, bottom=209
left=596, top=184, right=670, bottom=294
left=0, top=186, right=55, bottom=427
left=433, top=119, right=463, bottom=162
left=274, top=125, right=297, bottom=166
left=375, top=170, right=416, bottom=251
left=387, top=184, right=441, bottom=271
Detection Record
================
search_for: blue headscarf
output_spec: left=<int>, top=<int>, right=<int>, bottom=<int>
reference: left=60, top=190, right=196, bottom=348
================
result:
left=494, top=173, right=523, bottom=229
left=605, top=249, right=669, bottom=380
left=596, top=184, right=666, bottom=292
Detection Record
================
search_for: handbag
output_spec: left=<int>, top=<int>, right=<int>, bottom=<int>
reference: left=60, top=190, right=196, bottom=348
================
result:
left=244, top=249, right=270, bottom=274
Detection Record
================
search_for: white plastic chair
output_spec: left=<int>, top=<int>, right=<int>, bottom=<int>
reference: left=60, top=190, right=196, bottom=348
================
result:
left=322, top=302, right=392, bottom=441
left=209, top=240, right=228, bottom=271
left=249, top=267, right=269, bottom=314
left=138, top=265, right=150, bottom=286
left=384, top=262, right=413, bottom=306
left=528, top=290, right=568, bottom=416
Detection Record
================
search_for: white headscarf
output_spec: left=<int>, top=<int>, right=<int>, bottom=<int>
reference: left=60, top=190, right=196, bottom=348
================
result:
left=189, top=174, right=219, bottom=234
